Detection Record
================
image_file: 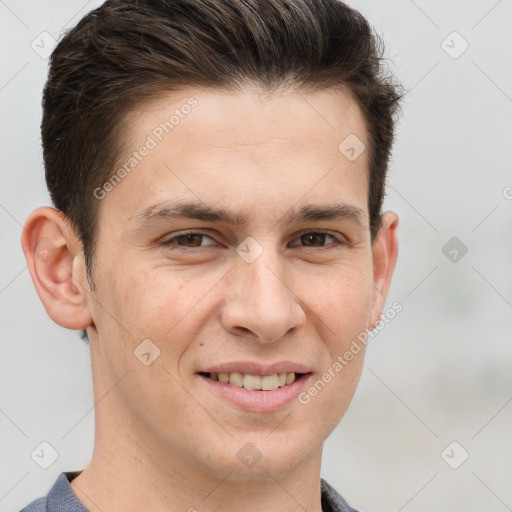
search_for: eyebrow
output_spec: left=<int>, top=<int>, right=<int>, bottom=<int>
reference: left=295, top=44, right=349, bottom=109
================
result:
left=133, top=200, right=367, bottom=229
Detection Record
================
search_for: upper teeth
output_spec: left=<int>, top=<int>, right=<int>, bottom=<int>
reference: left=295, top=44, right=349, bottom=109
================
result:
left=209, top=372, right=297, bottom=391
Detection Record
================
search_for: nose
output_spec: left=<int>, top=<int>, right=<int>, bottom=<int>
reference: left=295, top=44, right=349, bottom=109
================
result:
left=220, top=249, right=306, bottom=344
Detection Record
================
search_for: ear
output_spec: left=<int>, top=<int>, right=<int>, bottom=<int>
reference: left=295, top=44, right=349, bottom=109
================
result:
left=21, top=206, right=93, bottom=330
left=369, top=211, right=399, bottom=329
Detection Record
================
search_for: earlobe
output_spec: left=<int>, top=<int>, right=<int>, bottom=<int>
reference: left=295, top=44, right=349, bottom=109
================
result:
left=369, top=211, right=399, bottom=329
left=21, top=206, right=93, bottom=330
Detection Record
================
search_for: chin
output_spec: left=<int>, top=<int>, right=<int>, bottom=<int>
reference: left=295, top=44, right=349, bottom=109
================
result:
left=197, top=432, right=317, bottom=482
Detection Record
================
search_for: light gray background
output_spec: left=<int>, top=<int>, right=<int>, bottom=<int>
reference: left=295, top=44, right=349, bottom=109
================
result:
left=1, top=1, right=511, bottom=511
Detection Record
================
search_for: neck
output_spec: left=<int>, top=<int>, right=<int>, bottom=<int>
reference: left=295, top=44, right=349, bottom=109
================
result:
left=71, top=435, right=325, bottom=512
left=70, top=400, right=325, bottom=512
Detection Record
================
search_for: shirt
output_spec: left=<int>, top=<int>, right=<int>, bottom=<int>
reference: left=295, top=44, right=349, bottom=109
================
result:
left=19, top=471, right=359, bottom=512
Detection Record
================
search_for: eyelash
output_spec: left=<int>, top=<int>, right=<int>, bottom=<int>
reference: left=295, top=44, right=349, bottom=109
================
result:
left=160, top=229, right=349, bottom=253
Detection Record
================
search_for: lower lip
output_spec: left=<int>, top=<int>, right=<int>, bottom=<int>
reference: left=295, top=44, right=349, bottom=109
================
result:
left=197, top=373, right=312, bottom=412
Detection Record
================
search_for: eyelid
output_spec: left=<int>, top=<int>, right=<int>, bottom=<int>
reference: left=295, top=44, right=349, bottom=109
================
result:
left=161, top=229, right=219, bottom=247
left=291, top=228, right=349, bottom=246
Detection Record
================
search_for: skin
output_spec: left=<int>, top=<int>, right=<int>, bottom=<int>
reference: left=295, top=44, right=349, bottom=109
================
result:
left=22, top=85, right=398, bottom=512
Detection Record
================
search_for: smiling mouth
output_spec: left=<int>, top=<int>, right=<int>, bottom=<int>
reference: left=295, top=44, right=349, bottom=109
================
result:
left=198, top=371, right=307, bottom=391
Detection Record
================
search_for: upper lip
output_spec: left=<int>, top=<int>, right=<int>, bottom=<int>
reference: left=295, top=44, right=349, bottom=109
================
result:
left=199, top=361, right=312, bottom=376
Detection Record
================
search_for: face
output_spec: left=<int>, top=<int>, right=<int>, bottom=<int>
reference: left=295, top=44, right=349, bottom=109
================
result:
left=68, top=86, right=394, bottom=481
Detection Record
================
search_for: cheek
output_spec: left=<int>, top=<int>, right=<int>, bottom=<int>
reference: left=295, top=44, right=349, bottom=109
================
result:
left=306, top=263, right=373, bottom=418
left=305, top=261, right=374, bottom=334
left=110, top=268, right=223, bottom=345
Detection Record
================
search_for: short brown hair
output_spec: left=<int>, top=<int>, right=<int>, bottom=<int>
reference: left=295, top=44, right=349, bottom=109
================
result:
left=42, top=0, right=403, bottom=339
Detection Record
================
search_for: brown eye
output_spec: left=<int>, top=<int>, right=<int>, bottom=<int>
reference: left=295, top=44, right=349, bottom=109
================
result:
left=161, top=231, right=216, bottom=250
left=300, top=232, right=330, bottom=247
left=174, top=233, right=204, bottom=247
left=287, top=230, right=348, bottom=251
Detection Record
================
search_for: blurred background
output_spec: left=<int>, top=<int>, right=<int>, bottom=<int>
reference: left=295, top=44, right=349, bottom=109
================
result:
left=1, top=1, right=511, bottom=511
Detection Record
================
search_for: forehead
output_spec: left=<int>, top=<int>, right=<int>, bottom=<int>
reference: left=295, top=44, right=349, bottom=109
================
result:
left=101, top=86, right=370, bottom=227
left=127, top=85, right=367, bottom=151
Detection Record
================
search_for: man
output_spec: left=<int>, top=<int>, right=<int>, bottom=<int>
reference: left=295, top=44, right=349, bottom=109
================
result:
left=20, top=0, right=402, bottom=510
